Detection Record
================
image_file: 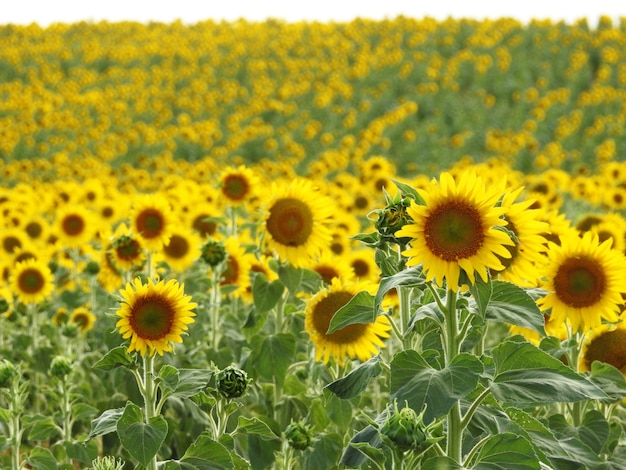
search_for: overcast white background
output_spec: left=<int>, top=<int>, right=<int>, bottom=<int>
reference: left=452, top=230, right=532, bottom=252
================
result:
left=3, top=0, right=626, bottom=26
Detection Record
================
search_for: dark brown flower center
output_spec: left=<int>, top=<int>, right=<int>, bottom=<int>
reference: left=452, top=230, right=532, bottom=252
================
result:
left=164, top=235, right=189, bottom=259
left=583, top=328, right=626, bottom=372
left=312, top=291, right=367, bottom=343
left=25, top=221, right=43, bottom=239
left=221, top=256, right=239, bottom=285
left=129, top=295, right=174, bottom=340
left=136, top=209, right=165, bottom=239
left=18, top=268, right=45, bottom=294
left=351, top=259, right=371, bottom=278
left=3, top=236, right=21, bottom=254
left=554, top=257, right=605, bottom=308
left=266, top=198, right=313, bottom=247
left=222, top=174, right=250, bottom=201
left=424, top=200, right=484, bottom=261
left=62, top=214, right=85, bottom=236
left=192, top=214, right=217, bottom=237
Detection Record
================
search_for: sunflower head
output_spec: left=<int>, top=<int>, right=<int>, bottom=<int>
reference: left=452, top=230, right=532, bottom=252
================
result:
left=10, top=258, right=55, bottom=305
left=130, top=194, right=174, bottom=251
left=115, top=277, right=197, bottom=356
left=579, top=321, right=626, bottom=374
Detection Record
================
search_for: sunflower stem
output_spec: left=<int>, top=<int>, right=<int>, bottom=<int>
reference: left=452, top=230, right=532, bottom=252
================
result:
left=442, top=288, right=463, bottom=463
left=397, top=286, right=413, bottom=349
left=141, top=354, right=159, bottom=470
left=210, top=267, right=223, bottom=351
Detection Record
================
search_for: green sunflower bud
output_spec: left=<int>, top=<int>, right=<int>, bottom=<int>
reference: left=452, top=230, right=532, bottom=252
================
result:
left=90, top=456, right=125, bottom=470
left=62, top=322, right=79, bottom=338
left=201, top=240, right=227, bottom=267
left=0, top=360, right=17, bottom=388
left=0, top=297, right=10, bottom=314
left=85, top=260, right=101, bottom=276
left=284, top=421, right=313, bottom=450
left=216, top=365, right=250, bottom=399
left=50, top=356, right=73, bottom=378
left=373, top=191, right=413, bottom=246
left=380, top=401, right=426, bottom=452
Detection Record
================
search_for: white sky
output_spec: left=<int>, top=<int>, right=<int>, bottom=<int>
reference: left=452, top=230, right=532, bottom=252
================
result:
left=3, top=0, right=626, bottom=26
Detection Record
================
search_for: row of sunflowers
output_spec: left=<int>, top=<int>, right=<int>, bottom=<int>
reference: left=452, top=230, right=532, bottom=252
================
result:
left=2, top=15, right=626, bottom=470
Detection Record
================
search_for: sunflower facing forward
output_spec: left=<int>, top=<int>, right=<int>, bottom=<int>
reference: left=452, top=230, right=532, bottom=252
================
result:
left=262, top=178, right=334, bottom=267
left=304, top=278, right=391, bottom=365
left=537, top=231, right=626, bottom=333
left=116, top=277, right=197, bottom=356
left=396, top=172, right=514, bottom=292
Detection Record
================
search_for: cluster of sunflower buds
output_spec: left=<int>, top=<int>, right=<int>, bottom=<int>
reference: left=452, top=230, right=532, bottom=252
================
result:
left=49, top=355, right=73, bottom=379
left=215, top=365, right=250, bottom=399
left=380, top=401, right=441, bottom=454
left=200, top=239, right=227, bottom=267
left=0, top=359, right=17, bottom=388
left=284, top=421, right=313, bottom=450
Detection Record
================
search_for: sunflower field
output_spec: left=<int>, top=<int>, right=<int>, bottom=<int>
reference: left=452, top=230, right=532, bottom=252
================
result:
left=3, top=14, right=626, bottom=470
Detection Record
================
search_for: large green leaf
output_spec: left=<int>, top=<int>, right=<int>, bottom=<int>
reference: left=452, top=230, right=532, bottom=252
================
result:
left=390, top=350, right=483, bottom=422
left=325, top=355, right=382, bottom=399
left=490, top=338, right=609, bottom=406
left=468, top=275, right=492, bottom=319
left=85, top=407, right=125, bottom=440
left=548, top=410, right=610, bottom=456
left=25, top=415, right=61, bottom=441
left=327, top=290, right=377, bottom=333
left=250, top=333, right=295, bottom=384
left=117, top=402, right=168, bottom=468
left=483, top=281, right=545, bottom=335
left=236, top=416, right=279, bottom=440
left=470, top=432, right=540, bottom=469
left=252, top=273, right=285, bottom=314
left=26, top=447, right=57, bottom=470
left=277, top=264, right=320, bottom=294
left=374, top=265, right=425, bottom=313
left=161, top=434, right=234, bottom=470
left=588, top=361, right=626, bottom=402
left=163, top=368, right=214, bottom=399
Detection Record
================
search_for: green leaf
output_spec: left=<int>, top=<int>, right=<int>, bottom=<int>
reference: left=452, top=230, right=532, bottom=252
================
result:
left=117, top=401, right=168, bottom=468
left=181, top=433, right=234, bottom=469
left=236, top=416, right=279, bottom=440
left=0, top=407, right=12, bottom=423
left=169, top=369, right=213, bottom=398
left=346, top=442, right=386, bottom=467
left=484, top=281, right=545, bottom=335
left=468, top=275, right=492, bottom=319
left=325, top=355, right=382, bottom=399
left=588, top=361, right=626, bottom=402
left=158, top=364, right=180, bottom=392
left=85, top=407, right=125, bottom=440
left=579, top=410, right=610, bottom=455
left=390, top=350, right=483, bottom=422
left=250, top=333, right=295, bottom=384
left=374, top=265, right=425, bottom=313
left=327, top=290, right=376, bottom=334
left=71, top=403, right=99, bottom=422
left=392, top=178, right=426, bottom=205
left=471, top=432, right=540, bottom=469
left=27, top=447, right=58, bottom=470
left=92, top=345, right=135, bottom=371
left=277, top=264, right=320, bottom=294
left=25, top=415, right=61, bottom=441
left=490, top=338, right=609, bottom=406
left=252, top=273, right=285, bottom=313
left=63, top=439, right=99, bottom=465
left=350, top=231, right=380, bottom=246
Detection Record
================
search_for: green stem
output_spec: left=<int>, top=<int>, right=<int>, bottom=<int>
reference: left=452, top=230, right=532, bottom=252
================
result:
left=61, top=377, right=73, bottom=443
left=210, top=267, right=222, bottom=351
left=9, top=377, right=23, bottom=470
left=459, top=387, right=491, bottom=430
left=398, top=286, right=412, bottom=349
left=142, top=354, right=158, bottom=470
left=442, top=288, right=462, bottom=463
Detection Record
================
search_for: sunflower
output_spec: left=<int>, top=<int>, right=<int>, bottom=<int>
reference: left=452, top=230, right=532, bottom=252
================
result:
left=490, top=187, right=550, bottom=287
left=130, top=193, right=174, bottom=251
left=579, top=319, right=626, bottom=373
left=348, top=249, right=379, bottom=282
left=0, top=227, right=28, bottom=258
left=159, top=227, right=202, bottom=273
left=396, top=172, right=514, bottom=292
left=70, top=306, right=97, bottom=333
left=54, top=205, right=98, bottom=249
left=107, top=223, right=146, bottom=272
left=303, top=252, right=355, bottom=285
left=262, top=178, right=334, bottom=267
left=537, top=231, right=626, bottom=333
left=116, top=277, right=197, bottom=356
left=218, top=165, right=259, bottom=207
left=304, top=278, right=391, bottom=365
left=220, top=236, right=255, bottom=299
left=10, top=258, right=54, bottom=305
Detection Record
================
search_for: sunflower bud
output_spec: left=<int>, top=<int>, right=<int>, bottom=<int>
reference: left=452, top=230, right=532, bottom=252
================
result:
left=0, top=360, right=17, bottom=388
left=380, top=401, right=426, bottom=452
left=85, top=260, right=100, bottom=276
left=50, top=356, right=73, bottom=379
left=90, top=456, right=125, bottom=470
left=201, top=240, right=227, bottom=267
left=284, top=421, right=313, bottom=450
left=216, top=365, right=250, bottom=399
left=373, top=192, right=413, bottom=246
left=62, top=322, right=79, bottom=338
left=0, top=297, right=10, bottom=314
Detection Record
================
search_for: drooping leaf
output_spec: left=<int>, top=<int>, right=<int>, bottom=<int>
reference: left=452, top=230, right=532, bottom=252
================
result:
left=468, top=275, right=492, bottom=319
left=327, top=290, right=377, bottom=334
left=490, top=338, right=609, bottom=406
left=92, top=345, right=135, bottom=371
left=252, top=273, right=284, bottom=314
left=236, top=416, right=279, bottom=440
left=85, top=407, right=125, bottom=440
left=116, top=401, right=168, bottom=468
left=484, top=281, right=545, bottom=335
left=325, top=355, right=382, bottom=399
left=250, top=333, right=295, bottom=384
left=374, top=265, right=425, bottom=313
left=169, top=368, right=214, bottom=398
left=390, top=350, right=483, bottom=422
left=587, top=361, right=626, bottom=402
left=26, top=447, right=58, bottom=470
left=25, top=415, right=61, bottom=441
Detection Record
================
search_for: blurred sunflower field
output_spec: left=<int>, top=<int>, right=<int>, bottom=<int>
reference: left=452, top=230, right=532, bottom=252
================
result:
left=3, top=14, right=626, bottom=470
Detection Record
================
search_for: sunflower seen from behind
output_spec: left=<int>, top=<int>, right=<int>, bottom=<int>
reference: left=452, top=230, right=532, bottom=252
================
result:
left=304, top=277, right=391, bottom=365
left=396, top=172, right=514, bottom=292
left=116, top=277, right=197, bottom=356
left=262, top=178, right=334, bottom=267
left=537, top=231, right=626, bottom=334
